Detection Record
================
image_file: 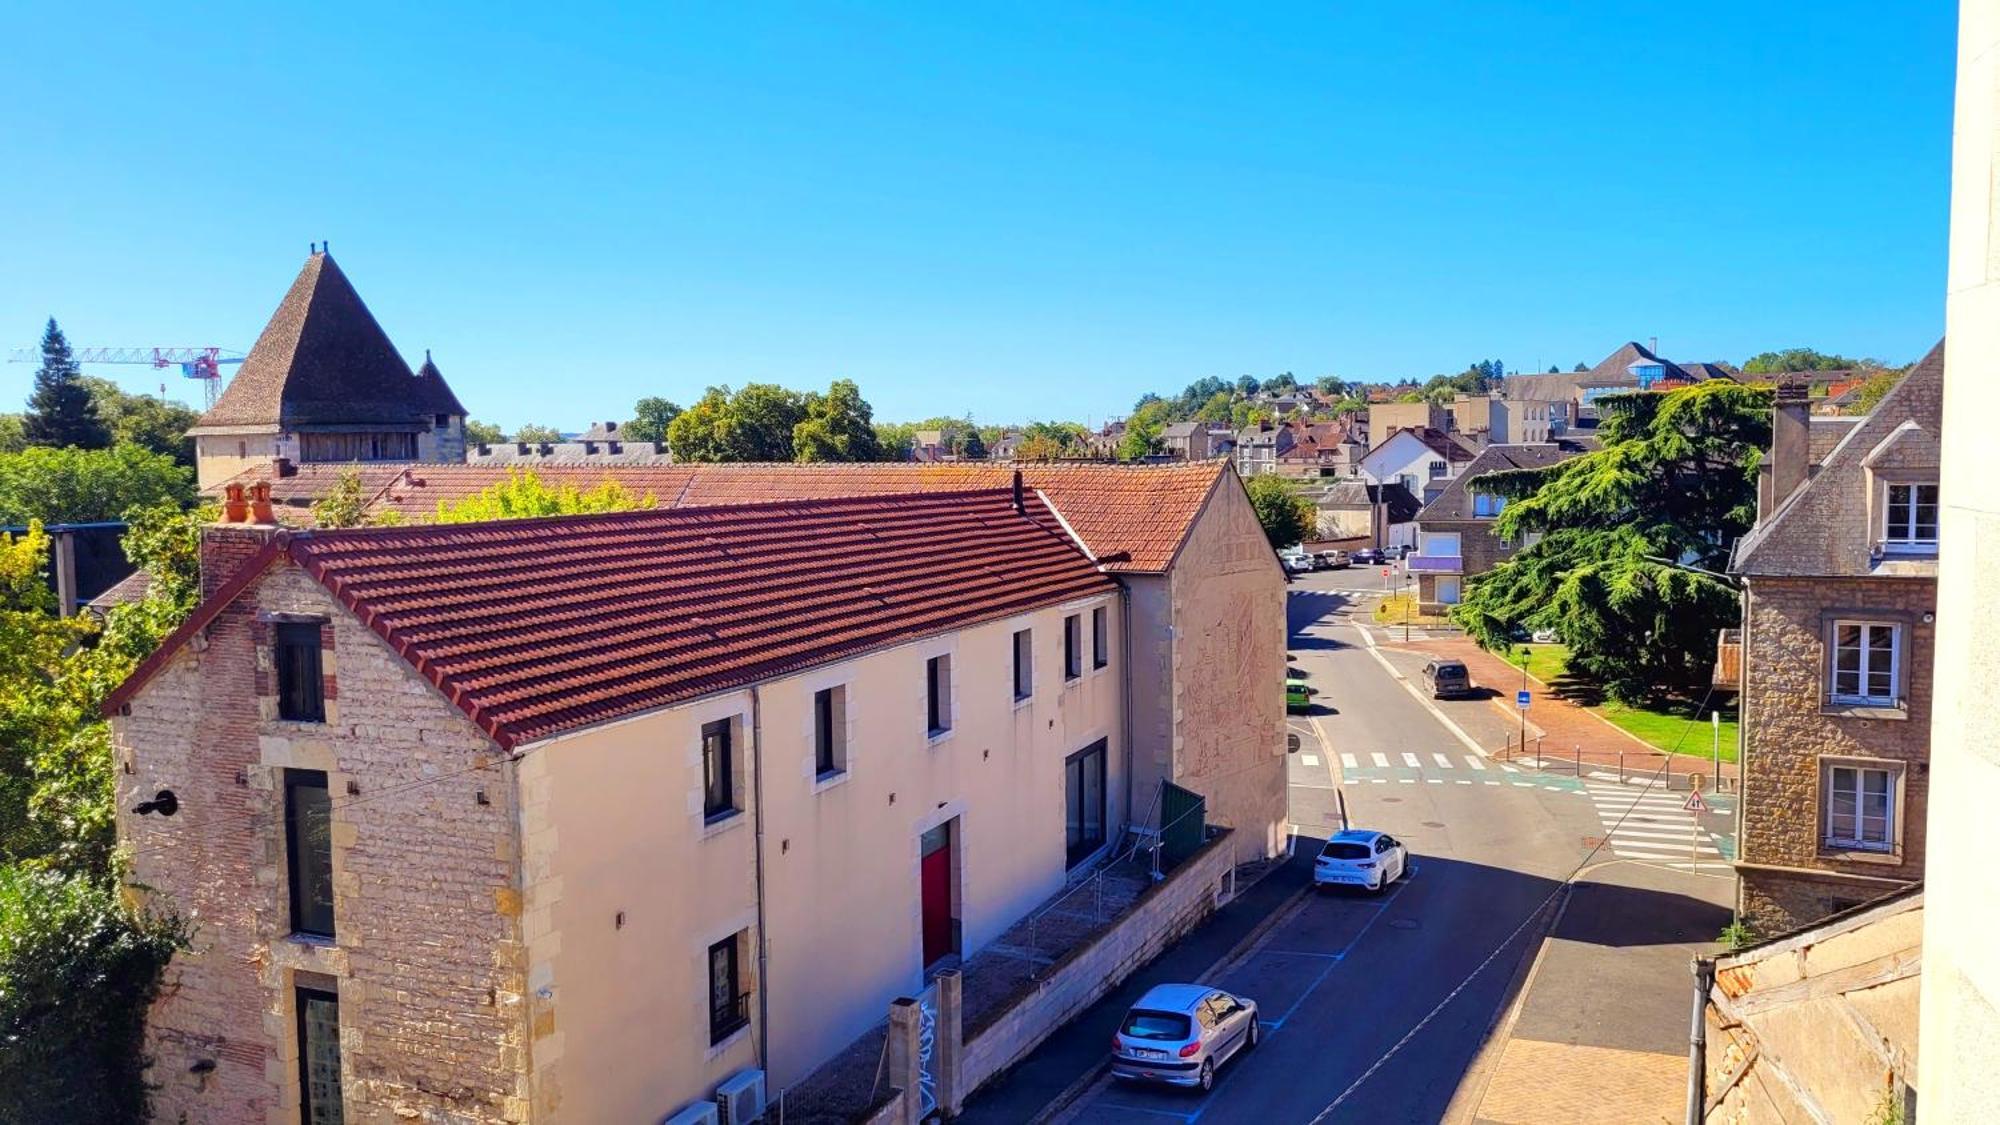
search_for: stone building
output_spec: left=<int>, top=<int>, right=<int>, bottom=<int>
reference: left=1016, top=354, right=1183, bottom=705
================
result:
left=110, top=488, right=1141, bottom=1122
left=187, top=248, right=469, bottom=489
left=1728, top=343, right=1942, bottom=934
left=206, top=459, right=1291, bottom=862
left=1408, top=442, right=1583, bottom=609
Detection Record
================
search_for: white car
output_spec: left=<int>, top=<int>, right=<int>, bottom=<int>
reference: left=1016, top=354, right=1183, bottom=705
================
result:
left=1314, top=829, right=1409, bottom=893
left=1110, top=983, right=1261, bottom=1091
left=1280, top=550, right=1314, bottom=575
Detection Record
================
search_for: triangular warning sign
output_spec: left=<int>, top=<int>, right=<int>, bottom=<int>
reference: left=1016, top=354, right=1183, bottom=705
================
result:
left=1683, top=790, right=1709, bottom=813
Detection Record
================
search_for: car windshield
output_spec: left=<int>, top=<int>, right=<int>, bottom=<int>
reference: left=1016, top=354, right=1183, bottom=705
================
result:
left=1435, top=664, right=1467, bottom=679
left=1122, top=1010, right=1193, bottom=1040
left=1321, top=842, right=1372, bottom=860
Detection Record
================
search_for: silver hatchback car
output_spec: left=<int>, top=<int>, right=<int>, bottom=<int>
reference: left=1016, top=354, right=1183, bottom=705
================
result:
left=1110, top=983, right=1261, bottom=1091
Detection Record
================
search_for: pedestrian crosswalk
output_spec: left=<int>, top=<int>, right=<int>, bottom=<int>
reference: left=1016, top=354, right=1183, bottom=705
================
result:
left=1582, top=780, right=1726, bottom=866
left=1333, top=749, right=1551, bottom=788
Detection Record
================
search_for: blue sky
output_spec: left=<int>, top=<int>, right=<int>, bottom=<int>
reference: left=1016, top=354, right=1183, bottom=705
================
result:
left=0, top=2, right=1957, bottom=431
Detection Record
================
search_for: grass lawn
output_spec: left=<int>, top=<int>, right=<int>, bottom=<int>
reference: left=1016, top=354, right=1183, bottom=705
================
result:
left=1372, top=594, right=1453, bottom=627
left=1506, top=643, right=1739, bottom=763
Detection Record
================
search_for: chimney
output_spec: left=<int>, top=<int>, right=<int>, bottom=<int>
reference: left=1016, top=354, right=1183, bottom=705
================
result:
left=249, top=481, right=277, bottom=524
left=1767, top=378, right=1811, bottom=517
left=1649, top=336, right=1659, bottom=355
left=1012, top=469, right=1025, bottom=514
left=274, top=456, right=297, bottom=479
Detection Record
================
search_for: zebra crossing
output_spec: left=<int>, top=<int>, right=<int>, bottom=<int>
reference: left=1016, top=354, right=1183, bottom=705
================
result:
left=1582, top=779, right=1728, bottom=866
left=1336, top=750, right=1574, bottom=791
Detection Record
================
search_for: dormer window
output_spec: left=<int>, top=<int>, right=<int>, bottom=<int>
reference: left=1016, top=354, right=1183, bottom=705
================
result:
left=1883, top=483, right=1938, bottom=551
left=1472, top=493, right=1506, bottom=518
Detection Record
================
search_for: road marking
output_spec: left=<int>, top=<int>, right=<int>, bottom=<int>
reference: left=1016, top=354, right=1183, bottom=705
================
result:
left=1465, top=756, right=1487, bottom=770
left=1341, top=753, right=1359, bottom=769
left=1352, top=622, right=1490, bottom=757
left=1302, top=754, right=1321, bottom=766
left=1500, top=763, right=1519, bottom=774
left=1484, top=780, right=1499, bottom=786
left=1372, top=752, right=1391, bottom=768
left=1398, top=778, right=1416, bottom=784
left=1512, top=781, right=1534, bottom=787
left=1433, top=753, right=1454, bottom=769
left=1401, top=752, right=1421, bottom=768
left=1426, top=778, right=1445, bottom=784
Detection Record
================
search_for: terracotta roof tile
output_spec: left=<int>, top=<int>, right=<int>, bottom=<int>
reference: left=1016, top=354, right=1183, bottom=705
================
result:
left=211, top=460, right=1229, bottom=573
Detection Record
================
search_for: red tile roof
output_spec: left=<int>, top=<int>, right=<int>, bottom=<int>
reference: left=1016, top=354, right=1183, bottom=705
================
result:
left=213, top=460, right=1230, bottom=573
left=108, top=490, right=1117, bottom=749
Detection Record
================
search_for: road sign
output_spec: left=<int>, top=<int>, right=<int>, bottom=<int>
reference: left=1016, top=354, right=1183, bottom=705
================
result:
left=1683, top=790, right=1709, bottom=813
left=1380, top=568, right=1391, bottom=577
left=1515, top=690, right=1531, bottom=709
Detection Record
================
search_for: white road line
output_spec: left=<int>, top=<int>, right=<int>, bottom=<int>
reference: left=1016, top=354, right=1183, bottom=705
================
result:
left=1372, top=752, right=1391, bottom=768
left=1500, top=764, right=1519, bottom=774
left=1484, top=780, right=1499, bottom=786
left=1456, top=779, right=1472, bottom=785
left=1426, top=778, right=1445, bottom=784
left=1342, top=753, right=1359, bottom=770
left=1433, top=753, right=1454, bottom=769
left=1465, top=756, right=1487, bottom=770
left=1302, top=754, right=1321, bottom=766
left=1398, top=778, right=1416, bottom=784
left=1402, top=752, right=1422, bottom=768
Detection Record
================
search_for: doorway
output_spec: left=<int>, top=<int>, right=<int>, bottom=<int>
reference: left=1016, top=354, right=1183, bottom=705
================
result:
left=920, top=819, right=959, bottom=969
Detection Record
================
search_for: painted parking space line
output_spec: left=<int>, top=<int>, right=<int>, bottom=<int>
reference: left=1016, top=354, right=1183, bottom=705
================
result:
left=1432, top=753, right=1454, bottom=769
left=1465, top=756, right=1487, bottom=770
left=1341, top=753, right=1359, bottom=770
left=1372, top=752, right=1391, bottom=768
left=1402, top=752, right=1422, bottom=768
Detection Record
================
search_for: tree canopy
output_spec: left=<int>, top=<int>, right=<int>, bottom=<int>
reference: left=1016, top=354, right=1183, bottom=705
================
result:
left=0, top=444, right=195, bottom=525
left=1449, top=380, right=1773, bottom=702
left=792, top=380, right=881, bottom=462
left=463, top=419, right=506, bottom=446
left=78, top=378, right=198, bottom=466
left=433, top=469, right=655, bottom=522
left=22, top=320, right=109, bottom=450
left=1740, top=347, right=1869, bottom=374
left=511, top=423, right=564, bottom=443
left=1244, top=474, right=1315, bottom=549
left=624, top=397, right=682, bottom=444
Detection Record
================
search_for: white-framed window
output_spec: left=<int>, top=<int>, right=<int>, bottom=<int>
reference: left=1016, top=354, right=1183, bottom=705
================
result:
left=1823, top=762, right=1897, bottom=852
left=1472, top=493, right=1505, bottom=517
left=926, top=655, right=953, bottom=736
left=1830, top=620, right=1899, bottom=706
left=1882, top=482, right=1939, bottom=551
left=1012, top=629, right=1033, bottom=702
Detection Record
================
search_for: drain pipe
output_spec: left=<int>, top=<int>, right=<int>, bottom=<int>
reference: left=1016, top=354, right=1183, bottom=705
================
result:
left=1118, top=581, right=1136, bottom=836
left=751, top=685, right=771, bottom=1076
left=1686, top=955, right=1714, bottom=1125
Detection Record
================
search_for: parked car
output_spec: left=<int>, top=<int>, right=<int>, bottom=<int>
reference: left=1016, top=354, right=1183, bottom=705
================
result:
left=1350, top=547, right=1383, bottom=565
left=1279, top=550, right=1314, bottom=575
left=1386, top=544, right=1413, bottom=560
left=1314, top=549, right=1349, bottom=569
left=1286, top=677, right=1315, bottom=714
left=1531, top=628, right=1562, bottom=644
left=1111, top=983, right=1261, bottom=1091
left=1420, top=658, right=1475, bottom=699
left=1314, top=829, right=1410, bottom=893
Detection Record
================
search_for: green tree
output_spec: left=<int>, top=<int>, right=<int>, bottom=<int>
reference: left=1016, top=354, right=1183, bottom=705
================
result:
left=1117, top=416, right=1164, bottom=461
left=1315, top=375, right=1347, bottom=397
left=311, top=469, right=377, bottom=529
left=666, top=384, right=809, bottom=462
left=0, top=865, right=188, bottom=1124
left=464, top=419, right=506, bottom=446
left=1235, top=375, right=1261, bottom=397
left=625, top=397, right=683, bottom=444
left=78, top=378, right=199, bottom=466
left=0, top=416, right=24, bottom=454
left=956, top=428, right=988, bottom=459
left=1573, top=362, right=1589, bottom=372
left=792, top=380, right=881, bottom=462
left=21, top=320, right=109, bottom=450
left=1265, top=371, right=1299, bottom=393
left=1245, top=474, right=1315, bottom=548
left=511, top=424, right=564, bottom=443
left=434, top=469, right=655, bottom=522
left=1847, top=369, right=1906, bottom=416
left=1450, top=381, right=1774, bottom=702
left=0, top=445, right=194, bottom=524
left=874, top=421, right=916, bottom=461
left=1741, top=347, right=1865, bottom=374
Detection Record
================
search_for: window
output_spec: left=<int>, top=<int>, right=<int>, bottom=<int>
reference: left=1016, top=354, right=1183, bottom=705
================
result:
left=708, top=933, right=748, bottom=1044
left=1473, top=493, right=1506, bottom=518
left=276, top=622, right=326, bottom=722
left=1065, top=740, right=1108, bottom=867
left=1825, top=763, right=1896, bottom=851
left=926, top=655, right=952, bottom=736
left=1883, top=483, right=1939, bottom=550
left=701, top=719, right=735, bottom=821
left=285, top=770, right=335, bottom=938
left=1012, top=630, right=1033, bottom=702
left=1092, top=606, right=1110, bottom=670
left=1831, top=621, right=1899, bottom=706
left=1063, top=615, right=1082, bottom=681
left=814, top=687, right=845, bottom=778
left=296, top=985, right=344, bottom=1125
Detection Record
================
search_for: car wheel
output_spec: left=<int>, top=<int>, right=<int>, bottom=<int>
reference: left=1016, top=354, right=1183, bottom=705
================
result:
left=1247, top=1018, right=1261, bottom=1050
left=1198, top=1059, right=1215, bottom=1092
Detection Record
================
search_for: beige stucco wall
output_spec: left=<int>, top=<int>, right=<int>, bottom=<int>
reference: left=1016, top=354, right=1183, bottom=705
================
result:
left=116, top=562, right=528, bottom=1125
left=194, top=431, right=284, bottom=489
left=1169, top=477, right=1288, bottom=860
left=516, top=593, right=1123, bottom=1121
left=1921, top=1, right=2000, bottom=1114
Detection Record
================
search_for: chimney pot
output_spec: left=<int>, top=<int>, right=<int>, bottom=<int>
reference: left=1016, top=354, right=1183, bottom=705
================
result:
left=222, top=483, right=248, bottom=523
left=249, top=481, right=277, bottom=525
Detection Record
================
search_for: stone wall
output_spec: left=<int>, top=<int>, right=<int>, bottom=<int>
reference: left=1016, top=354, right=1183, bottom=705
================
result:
left=115, top=552, right=529, bottom=1124
left=1737, top=576, right=1934, bottom=935
left=957, top=831, right=1236, bottom=1098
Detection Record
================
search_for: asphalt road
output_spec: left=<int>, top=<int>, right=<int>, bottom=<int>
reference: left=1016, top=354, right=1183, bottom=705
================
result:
left=1055, top=570, right=1727, bottom=1125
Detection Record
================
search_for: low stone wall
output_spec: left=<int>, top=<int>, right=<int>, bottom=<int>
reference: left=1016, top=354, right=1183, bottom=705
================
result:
left=958, top=829, right=1237, bottom=1099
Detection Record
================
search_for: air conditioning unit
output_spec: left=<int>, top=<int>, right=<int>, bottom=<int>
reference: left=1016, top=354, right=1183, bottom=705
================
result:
left=715, top=1068, right=767, bottom=1124
left=660, top=1102, right=719, bottom=1125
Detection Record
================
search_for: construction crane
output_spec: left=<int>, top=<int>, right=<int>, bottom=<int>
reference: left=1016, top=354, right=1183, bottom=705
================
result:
left=6, top=346, right=246, bottom=409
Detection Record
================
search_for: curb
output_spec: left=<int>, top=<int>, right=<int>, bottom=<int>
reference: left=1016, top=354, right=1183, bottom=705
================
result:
left=1440, top=882, right=1576, bottom=1125
left=1026, top=856, right=1314, bottom=1125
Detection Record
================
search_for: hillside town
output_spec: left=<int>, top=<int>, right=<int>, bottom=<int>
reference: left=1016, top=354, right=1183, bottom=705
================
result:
left=1, top=5, right=1994, bottom=1125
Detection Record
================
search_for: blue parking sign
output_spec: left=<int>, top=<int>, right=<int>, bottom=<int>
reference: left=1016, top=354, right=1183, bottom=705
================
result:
left=1516, top=690, right=1531, bottom=708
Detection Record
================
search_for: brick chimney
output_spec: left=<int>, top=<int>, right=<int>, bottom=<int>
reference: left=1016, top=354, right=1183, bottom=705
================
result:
left=1766, top=378, right=1812, bottom=519
left=202, top=483, right=285, bottom=599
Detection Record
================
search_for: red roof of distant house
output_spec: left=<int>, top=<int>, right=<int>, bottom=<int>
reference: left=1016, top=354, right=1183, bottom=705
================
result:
left=211, top=460, right=1232, bottom=573
left=106, top=490, right=1117, bottom=749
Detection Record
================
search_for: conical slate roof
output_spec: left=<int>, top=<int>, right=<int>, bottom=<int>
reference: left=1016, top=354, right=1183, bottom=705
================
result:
left=194, top=251, right=464, bottom=430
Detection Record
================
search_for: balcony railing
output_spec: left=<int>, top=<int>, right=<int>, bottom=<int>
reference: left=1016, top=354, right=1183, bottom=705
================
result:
left=1407, top=555, right=1463, bottom=574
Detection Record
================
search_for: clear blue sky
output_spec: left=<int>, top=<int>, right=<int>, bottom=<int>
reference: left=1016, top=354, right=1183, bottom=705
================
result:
left=0, top=2, right=1956, bottom=431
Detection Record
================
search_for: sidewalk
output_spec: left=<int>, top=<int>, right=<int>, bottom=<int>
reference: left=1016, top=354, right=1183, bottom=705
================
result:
left=955, top=849, right=1314, bottom=1123
left=1399, top=635, right=1739, bottom=786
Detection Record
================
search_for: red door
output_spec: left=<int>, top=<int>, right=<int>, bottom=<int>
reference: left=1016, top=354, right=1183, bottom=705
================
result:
left=921, top=823, right=954, bottom=966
